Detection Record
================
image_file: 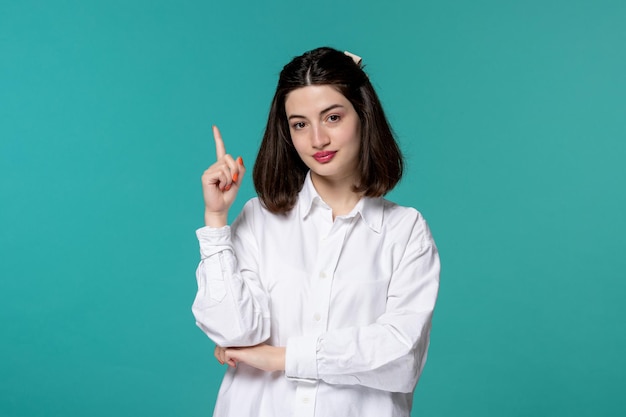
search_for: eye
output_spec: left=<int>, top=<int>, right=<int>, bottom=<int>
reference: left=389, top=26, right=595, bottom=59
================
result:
left=291, top=121, right=306, bottom=130
left=326, top=114, right=341, bottom=123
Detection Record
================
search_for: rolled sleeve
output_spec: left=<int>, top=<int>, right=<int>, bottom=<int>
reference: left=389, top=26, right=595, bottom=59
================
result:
left=192, top=207, right=271, bottom=347
left=196, top=225, right=232, bottom=259
left=285, top=335, right=319, bottom=381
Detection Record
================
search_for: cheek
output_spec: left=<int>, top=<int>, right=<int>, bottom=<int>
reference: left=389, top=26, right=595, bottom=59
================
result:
left=339, top=118, right=361, bottom=145
left=290, top=135, right=302, bottom=150
left=339, top=127, right=361, bottom=149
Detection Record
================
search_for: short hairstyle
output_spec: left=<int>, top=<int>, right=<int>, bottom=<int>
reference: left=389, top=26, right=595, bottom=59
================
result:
left=253, top=46, right=404, bottom=214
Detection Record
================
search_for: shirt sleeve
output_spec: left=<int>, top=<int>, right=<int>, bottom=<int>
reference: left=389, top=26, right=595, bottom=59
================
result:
left=284, top=215, right=440, bottom=393
left=191, top=202, right=271, bottom=347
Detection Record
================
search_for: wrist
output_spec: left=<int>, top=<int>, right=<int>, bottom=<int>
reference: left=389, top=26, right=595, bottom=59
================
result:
left=204, top=210, right=228, bottom=228
left=274, top=347, right=286, bottom=372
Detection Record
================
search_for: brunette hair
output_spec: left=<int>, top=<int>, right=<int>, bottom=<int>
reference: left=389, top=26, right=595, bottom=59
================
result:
left=253, top=46, right=404, bottom=214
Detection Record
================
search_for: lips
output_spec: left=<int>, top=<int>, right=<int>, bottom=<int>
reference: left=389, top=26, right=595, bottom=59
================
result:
left=313, top=151, right=337, bottom=163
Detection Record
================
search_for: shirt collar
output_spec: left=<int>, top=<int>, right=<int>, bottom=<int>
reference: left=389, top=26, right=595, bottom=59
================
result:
left=298, top=171, right=384, bottom=233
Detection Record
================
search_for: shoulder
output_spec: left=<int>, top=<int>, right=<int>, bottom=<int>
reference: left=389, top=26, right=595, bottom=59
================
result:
left=380, top=198, right=424, bottom=227
left=230, top=198, right=266, bottom=246
left=233, top=197, right=265, bottom=225
left=241, top=197, right=264, bottom=214
left=233, top=197, right=294, bottom=228
left=380, top=198, right=435, bottom=247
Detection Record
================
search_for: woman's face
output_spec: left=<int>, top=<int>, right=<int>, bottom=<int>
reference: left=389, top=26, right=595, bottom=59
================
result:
left=285, top=85, right=361, bottom=186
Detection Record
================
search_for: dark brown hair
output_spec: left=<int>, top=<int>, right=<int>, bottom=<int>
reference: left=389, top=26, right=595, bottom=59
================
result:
left=253, top=46, right=404, bottom=214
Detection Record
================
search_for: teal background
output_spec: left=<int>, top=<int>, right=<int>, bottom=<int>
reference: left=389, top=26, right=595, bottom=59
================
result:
left=1, top=0, right=625, bottom=416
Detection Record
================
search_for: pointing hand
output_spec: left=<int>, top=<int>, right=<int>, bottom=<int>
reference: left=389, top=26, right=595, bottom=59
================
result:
left=201, top=125, right=245, bottom=227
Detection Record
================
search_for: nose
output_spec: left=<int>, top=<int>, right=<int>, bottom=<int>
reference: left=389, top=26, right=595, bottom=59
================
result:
left=311, top=125, right=330, bottom=149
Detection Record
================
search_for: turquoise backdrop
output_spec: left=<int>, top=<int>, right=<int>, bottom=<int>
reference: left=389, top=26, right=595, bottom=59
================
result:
left=1, top=0, right=625, bottom=416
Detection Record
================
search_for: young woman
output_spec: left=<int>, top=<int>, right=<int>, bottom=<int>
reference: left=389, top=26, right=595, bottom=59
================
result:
left=193, top=47, right=440, bottom=417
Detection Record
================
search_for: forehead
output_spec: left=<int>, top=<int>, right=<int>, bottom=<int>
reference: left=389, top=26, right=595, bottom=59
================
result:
left=285, top=85, right=352, bottom=115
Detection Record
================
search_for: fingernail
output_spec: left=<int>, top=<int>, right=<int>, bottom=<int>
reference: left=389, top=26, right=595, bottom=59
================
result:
left=232, top=172, right=239, bottom=182
left=225, top=184, right=231, bottom=191
left=236, top=156, right=244, bottom=166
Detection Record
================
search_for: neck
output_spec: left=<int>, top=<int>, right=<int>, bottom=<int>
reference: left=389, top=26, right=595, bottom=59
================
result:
left=310, top=173, right=362, bottom=218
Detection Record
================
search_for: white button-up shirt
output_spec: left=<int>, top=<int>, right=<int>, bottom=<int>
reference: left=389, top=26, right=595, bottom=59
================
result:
left=193, top=173, right=440, bottom=417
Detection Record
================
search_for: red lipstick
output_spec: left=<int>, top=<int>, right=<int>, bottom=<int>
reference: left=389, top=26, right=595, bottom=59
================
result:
left=313, top=151, right=337, bottom=163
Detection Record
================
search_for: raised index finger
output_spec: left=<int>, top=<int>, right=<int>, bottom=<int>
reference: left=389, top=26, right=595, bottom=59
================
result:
left=212, top=125, right=226, bottom=159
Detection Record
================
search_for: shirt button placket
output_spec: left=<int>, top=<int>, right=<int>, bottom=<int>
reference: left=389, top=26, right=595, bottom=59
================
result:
left=294, top=383, right=318, bottom=417
left=297, top=218, right=345, bottom=416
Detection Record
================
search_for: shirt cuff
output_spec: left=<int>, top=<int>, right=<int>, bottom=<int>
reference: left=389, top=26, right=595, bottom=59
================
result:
left=285, top=335, right=319, bottom=381
left=196, top=226, right=232, bottom=259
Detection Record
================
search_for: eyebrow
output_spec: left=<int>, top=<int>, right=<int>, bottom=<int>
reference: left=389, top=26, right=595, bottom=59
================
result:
left=287, top=104, right=345, bottom=120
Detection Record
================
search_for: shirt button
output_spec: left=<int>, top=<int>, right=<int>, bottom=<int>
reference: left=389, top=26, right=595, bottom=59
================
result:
left=319, top=271, right=327, bottom=279
left=313, top=313, right=321, bottom=321
left=302, top=397, right=310, bottom=404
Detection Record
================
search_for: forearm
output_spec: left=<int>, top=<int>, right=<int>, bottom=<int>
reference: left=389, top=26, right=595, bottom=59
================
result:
left=220, top=344, right=286, bottom=372
left=192, top=226, right=270, bottom=347
left=285, top=313, right=434, bottom=393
